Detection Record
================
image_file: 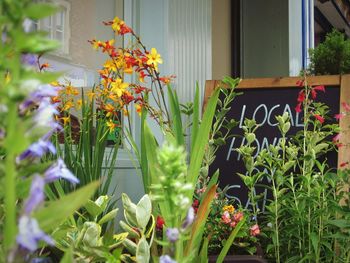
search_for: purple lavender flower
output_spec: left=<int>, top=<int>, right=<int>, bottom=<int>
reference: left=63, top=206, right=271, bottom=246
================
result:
left=21, top=54, right=37, bottom=67
left=45, top=158, right=79, bottom=184
left=32, top=98, right=59, bottom=128
left=181, top=206, right=195, bottom=230
left=18, top=139, right=56, bottom=161
left=166, top=228, right=179, bottom=243
left=16, top=215, right=54, bottom=252
left=24, top=175, right=45, bottom=214
left=159, top=255, right=177, bottom=263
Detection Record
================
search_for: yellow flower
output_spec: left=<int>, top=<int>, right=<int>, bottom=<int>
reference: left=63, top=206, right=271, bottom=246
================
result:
left=110, top=78, right=128, bottom=97
left=112, top=17, right=125, bottom=32
left=61, top=116, right=70, bottom=125
left=87, top=91, right=95, bottom=101
left=93, top=40, right=102, bottom=50
left=123, top=108, right=128, bottom=116
left=66, top=85, right=79, bottom=96
left=104, top=60, right=117, bottom=72
left=50, top=81, right=59, bottom=87
left=223, top=205, right=235, bottom=214
left=62, top=100, right=74, bottom=111
left=76, top=99, right=82, bottom=109
left=106, top=119, right=117, bottom=133
left=146, top=48, right=163, bottom=71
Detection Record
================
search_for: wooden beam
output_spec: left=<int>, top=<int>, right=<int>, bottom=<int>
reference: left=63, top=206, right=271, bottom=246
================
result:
left=338, top=74, right=350, bottom=169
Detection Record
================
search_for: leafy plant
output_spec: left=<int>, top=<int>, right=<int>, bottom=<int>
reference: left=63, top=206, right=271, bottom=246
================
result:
left=308, top=29, right=350, bottom=75
left=238, top=79, right=350, bottom=263
left=51, top=195, right=122, bottom=262
left=0, top=1, right=98, bottom=262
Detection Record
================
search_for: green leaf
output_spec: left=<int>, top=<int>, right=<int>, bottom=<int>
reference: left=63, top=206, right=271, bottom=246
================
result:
left=122, top=193, right=138, bottom=227
left=191, top=82, right=200, bottom=151
left=167, top=85, right=185, bottom=146
left=216, top=217, right=246, bottom=263
left=199, top=237, right=209, bottom=263
left=25, top=3, right=58, bottom=20
left=34, top=181, right=99, bottom=232
left=59, top=248, right=74, bottom=263
left=310, top=232, right=319, bottom=255
left=136, top=237, right=150, bottom=263
left=188, top=88, right=220, bottom=188
left=98, top=208, right=118, bottom=225
left=84, top=200, right=103, bottom=218
left=136, top=195, right=152, bottom=229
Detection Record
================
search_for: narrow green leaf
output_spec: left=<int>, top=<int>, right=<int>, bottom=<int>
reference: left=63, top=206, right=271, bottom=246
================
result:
left=98, top=208, right=118, bottom=225
left=191, top=83, right=200, bottom=151
left=199, top=237, right=209, bottom=263
left=34, top=181, right=99, bottom=232
left=188, top=88, right=220, bottom=186
left=216, top=217, right=246, bottom=263
left=167, top=85, right=185, bottom=146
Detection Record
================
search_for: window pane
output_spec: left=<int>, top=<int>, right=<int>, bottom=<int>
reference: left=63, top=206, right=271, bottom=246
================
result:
left=56, top=11, right=65, bottom=31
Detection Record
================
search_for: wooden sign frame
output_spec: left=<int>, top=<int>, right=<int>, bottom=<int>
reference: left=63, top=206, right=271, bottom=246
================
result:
left=204, top=74, right=350, bottom=169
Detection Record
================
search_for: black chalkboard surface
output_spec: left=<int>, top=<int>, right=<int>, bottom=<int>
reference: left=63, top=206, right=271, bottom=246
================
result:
left=208, top=83, right=340, bottom=211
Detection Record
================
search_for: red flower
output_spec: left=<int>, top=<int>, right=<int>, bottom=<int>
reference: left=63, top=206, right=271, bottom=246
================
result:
left=335, top=113, right=345, bottom=121
left=314, top=114, right=324, bottom=124
left=297, top=90, right=305, bottom=103
left=119, top=24, right=133, bottom=35
left=221, top=211, right=231, bottom=224
left=313, top=85, right=325, bottom=92
left=342, top=102, right=350, bottom=112
left=156, top=216, right=165, bottom=230
left=296, top=80, right=304, bottom=87
left=311, top=85, right=325, bottom=100
left=192, top=199, right=199, bottom=213
left=295, top=103, right=302, bottom=113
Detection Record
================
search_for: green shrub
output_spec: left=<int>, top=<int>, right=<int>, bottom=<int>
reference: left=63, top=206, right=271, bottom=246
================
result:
left=309, top=29, right=350, bottom=75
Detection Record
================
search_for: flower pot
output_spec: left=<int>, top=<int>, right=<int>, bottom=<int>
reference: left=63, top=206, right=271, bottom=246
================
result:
left=208, top=255, right=267, bottom=263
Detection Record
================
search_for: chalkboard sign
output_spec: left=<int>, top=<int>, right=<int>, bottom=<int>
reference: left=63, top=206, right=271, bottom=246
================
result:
left=204, top=75, right=350, bottom=211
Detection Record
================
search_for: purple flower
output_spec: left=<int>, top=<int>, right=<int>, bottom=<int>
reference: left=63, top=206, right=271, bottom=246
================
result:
left=16, top=215, right=54, bottom=252
left=24, top=175, right=45, bottom=214
left=160, top=255, right=177, bottom=263
left=20, top=85, right=59, bottom=113
left=181, top=206, right=195, bottom=229
left=21, top=54, right=37, bottom=67
left=166, top=228, right=179, bottom=243
left=32, top=98, right=59, bottom=128
left=45, top=158, right=79, bottom=184
left=18, top=139, right=56, bottom=161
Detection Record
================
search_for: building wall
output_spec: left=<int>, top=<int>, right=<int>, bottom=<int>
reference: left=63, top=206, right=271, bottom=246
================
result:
left=212, top=0, right=232, bottom=79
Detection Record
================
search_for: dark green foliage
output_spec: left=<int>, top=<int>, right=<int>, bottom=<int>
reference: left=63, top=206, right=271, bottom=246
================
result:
left=309, top=29, right=350, bottom=75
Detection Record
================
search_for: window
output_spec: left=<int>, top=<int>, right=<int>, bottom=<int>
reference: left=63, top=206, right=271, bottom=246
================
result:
left=33, top=0, right=70, bottom=56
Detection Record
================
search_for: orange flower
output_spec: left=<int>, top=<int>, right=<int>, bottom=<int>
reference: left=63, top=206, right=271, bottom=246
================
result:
left=135, top=104, right=142, bottom=115
left=87, top=91, right=95, bottom=101
left=104, top=104, right=115, bottom=118
left=40, top=62, right=50, bottom=70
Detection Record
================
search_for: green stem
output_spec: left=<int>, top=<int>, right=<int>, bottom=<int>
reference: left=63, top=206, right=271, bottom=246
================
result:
left=4, top=103, right=18, bottom=251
